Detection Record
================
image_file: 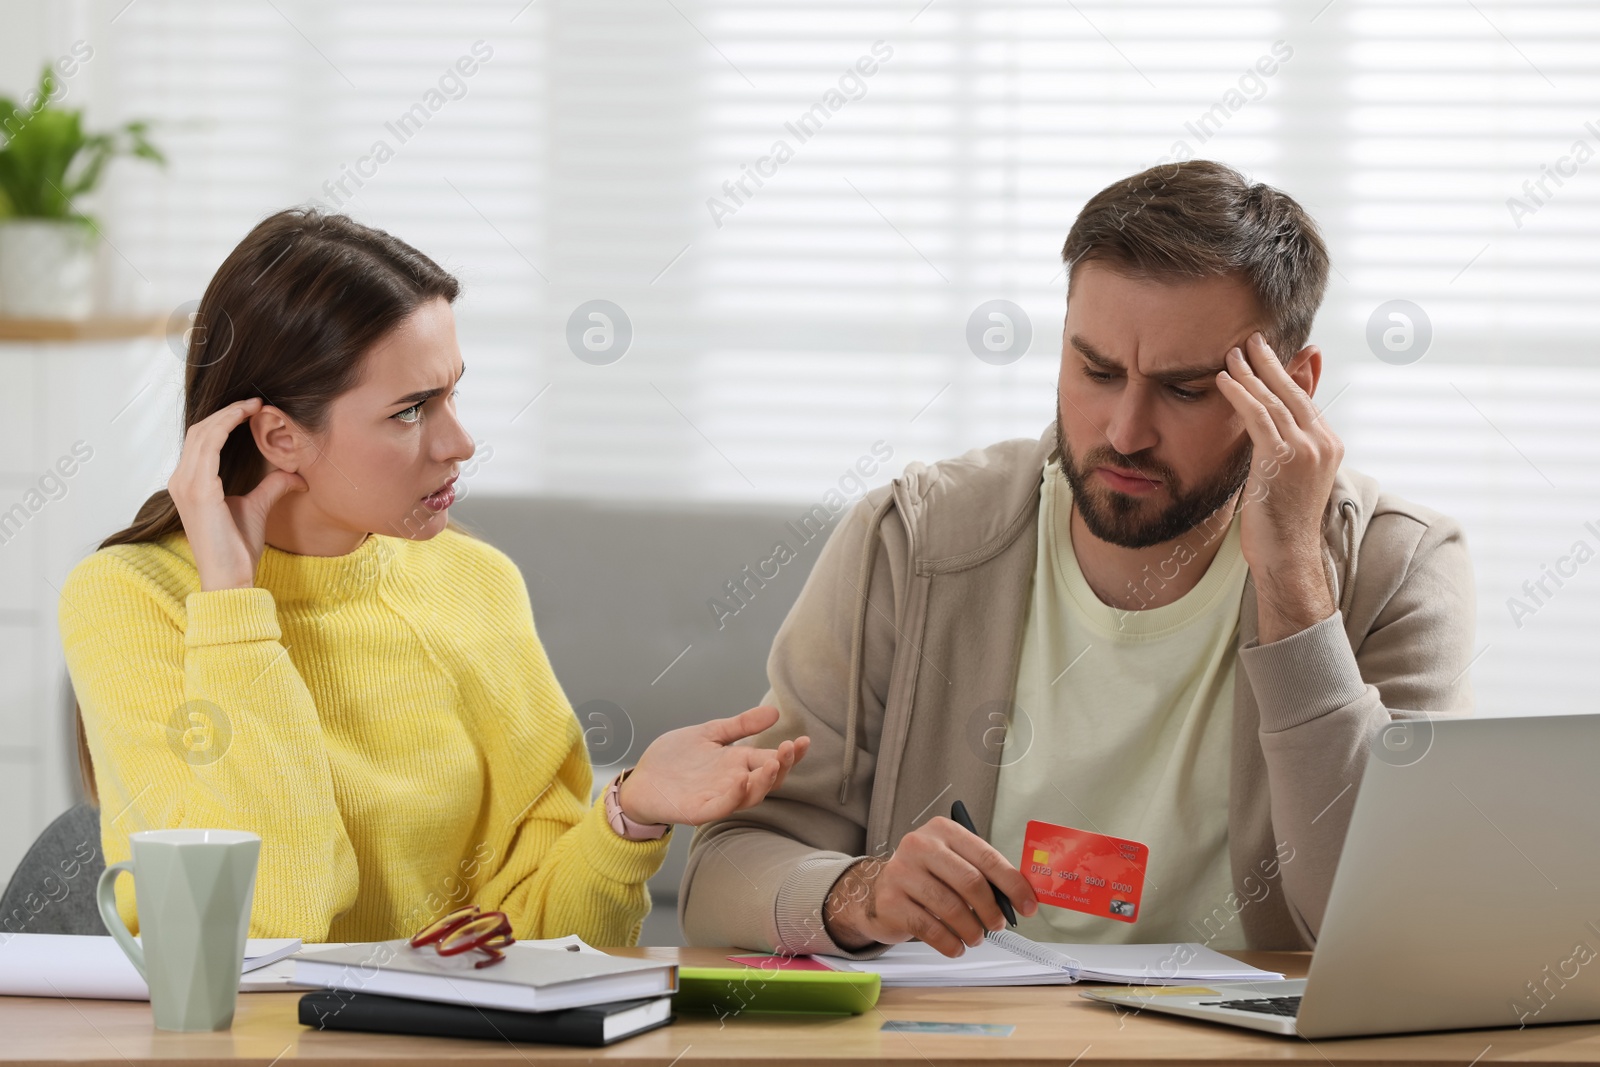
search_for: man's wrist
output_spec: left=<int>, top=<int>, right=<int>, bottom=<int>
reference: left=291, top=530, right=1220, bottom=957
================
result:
left=822, top=859, right=878, bottom=951
left=1255, top=560, right=1336, bottom=644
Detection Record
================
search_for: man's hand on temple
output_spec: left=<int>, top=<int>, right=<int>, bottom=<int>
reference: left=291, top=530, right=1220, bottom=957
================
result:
left=1217, top=331, right=1342, bottom=644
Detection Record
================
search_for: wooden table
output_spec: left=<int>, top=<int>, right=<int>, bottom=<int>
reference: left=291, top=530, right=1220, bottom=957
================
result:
left=4, top=947, right=1600, bottom=1065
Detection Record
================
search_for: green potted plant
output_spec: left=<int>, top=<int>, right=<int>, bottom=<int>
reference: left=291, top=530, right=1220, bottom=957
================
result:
left=0, top=64, right=163, bottom=320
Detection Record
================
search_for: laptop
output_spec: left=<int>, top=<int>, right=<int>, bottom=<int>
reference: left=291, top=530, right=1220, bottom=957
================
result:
left=1082, top=713, right=1600, bottom=1038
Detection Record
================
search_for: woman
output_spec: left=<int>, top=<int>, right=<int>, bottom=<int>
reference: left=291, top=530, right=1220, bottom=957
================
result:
left=61, top=209, right=809, bottom=945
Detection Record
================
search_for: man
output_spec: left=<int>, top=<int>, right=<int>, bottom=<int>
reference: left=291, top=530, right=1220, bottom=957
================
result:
left=677, top=160, right=1474, bottom=958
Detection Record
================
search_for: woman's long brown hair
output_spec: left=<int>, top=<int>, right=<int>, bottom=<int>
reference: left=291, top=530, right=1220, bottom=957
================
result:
left=76, top=208, right=469, bottom=806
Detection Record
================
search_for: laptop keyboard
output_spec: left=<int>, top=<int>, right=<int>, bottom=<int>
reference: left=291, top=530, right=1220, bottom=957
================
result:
left=1199, top=995, right=1302, bottom=1017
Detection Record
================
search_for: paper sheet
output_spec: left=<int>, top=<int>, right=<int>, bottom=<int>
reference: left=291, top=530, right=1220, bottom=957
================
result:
left=0, top=933, right=301, bottom=1000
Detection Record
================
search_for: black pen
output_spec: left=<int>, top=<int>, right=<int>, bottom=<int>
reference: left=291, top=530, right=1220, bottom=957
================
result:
left=949, top=799, right=1018, bottom=927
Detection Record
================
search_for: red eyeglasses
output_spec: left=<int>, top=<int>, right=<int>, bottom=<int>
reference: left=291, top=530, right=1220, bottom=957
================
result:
left=409, top=905, right=516, bottom=969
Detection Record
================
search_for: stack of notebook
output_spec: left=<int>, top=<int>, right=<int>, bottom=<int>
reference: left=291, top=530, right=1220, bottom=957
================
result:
left=291, top=935, right=677, bottom=1047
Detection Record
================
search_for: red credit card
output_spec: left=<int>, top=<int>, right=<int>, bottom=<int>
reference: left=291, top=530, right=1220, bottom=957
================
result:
left=1020, top=819, right=1148, bottom=923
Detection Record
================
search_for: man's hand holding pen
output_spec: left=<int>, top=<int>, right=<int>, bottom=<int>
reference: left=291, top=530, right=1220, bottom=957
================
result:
left=822, top=804, right=1039, bottom=958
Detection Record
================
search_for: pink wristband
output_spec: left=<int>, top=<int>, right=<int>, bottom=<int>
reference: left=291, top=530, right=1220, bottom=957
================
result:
left=604, top=769, right=670, bottom=841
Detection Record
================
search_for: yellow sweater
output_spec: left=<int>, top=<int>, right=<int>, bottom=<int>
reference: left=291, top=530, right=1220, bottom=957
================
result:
left=59, top=527, right=671, bottom=944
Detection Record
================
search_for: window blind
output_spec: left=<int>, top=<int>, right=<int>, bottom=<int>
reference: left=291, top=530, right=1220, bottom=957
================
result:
left=1335, top=0, right=1600, bottom=717
left=94, top=0, right=1600, bottom=715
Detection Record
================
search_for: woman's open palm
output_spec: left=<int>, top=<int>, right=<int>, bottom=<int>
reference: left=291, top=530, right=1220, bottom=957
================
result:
left=618, top=705, right=810, bottom=827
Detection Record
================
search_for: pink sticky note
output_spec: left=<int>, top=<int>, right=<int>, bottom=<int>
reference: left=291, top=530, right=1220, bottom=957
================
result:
left=727, top=953, right=834, bottom=971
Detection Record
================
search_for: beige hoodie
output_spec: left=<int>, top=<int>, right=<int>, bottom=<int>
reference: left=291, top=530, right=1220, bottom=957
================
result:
left=679, top=422, right=1475, bottom=955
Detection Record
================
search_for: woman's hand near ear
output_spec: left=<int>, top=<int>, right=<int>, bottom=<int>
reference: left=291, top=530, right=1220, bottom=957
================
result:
left=615, top=705, right=809, bottom=827
left=167, top=398, right=308, bottom=591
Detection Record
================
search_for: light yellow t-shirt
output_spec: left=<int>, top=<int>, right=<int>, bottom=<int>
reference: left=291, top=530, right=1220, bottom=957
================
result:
left=989, top=458, right=1249, bottom=949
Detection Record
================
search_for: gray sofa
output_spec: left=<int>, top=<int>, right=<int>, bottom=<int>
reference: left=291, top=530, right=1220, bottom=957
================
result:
left=452, top=494, right=829, bottom=944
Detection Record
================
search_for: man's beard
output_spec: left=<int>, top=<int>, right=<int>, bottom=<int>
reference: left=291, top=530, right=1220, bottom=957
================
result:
left=1055, top=418, right=1252, bottom=550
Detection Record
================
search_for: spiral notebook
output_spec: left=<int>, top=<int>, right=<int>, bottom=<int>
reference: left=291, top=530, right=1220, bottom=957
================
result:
left=818, top=930, right=1282, bottom=987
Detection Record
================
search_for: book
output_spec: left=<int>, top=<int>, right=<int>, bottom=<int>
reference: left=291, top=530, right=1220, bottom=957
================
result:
left=298, top=989, right=673, bottom=1046
left=290, top=935, right=677, bottom=1013
left=818, top=932, right=1283, bottom=988
left=0, top=933, right=301, bottom=1000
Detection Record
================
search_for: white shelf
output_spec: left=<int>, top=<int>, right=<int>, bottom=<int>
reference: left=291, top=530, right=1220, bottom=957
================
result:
left=0, top=316, right=175, bottom=343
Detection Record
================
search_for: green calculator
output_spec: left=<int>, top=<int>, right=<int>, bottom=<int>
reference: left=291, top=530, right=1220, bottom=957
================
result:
left=673, top=966, right=881, bottom=1016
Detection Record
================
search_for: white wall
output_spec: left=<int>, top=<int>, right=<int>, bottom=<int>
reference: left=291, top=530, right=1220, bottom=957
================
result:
left=0, top=2, right=48, bottom=97
left=0, top=1, right=94, bottom=99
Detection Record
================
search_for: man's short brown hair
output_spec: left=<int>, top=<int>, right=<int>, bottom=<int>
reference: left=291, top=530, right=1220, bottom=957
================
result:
left=1061, top=160, right=1329, bottom=355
